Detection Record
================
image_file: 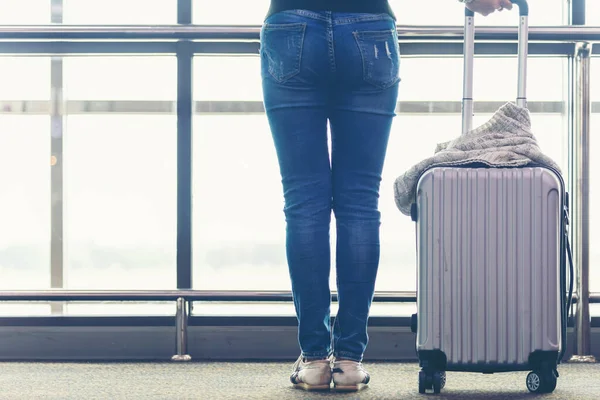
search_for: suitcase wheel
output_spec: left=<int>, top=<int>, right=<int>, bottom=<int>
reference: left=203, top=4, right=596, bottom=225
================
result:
left=418, top=369, right=446, bottom=394
left=526, top=369, right=558, bottom=394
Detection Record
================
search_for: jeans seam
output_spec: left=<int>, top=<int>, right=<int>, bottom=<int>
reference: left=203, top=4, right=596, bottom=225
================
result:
left=334, top=351, right=362, bottom=362
left=333, top=315, right=341, bottom=353
left=281, top=9, right=329, bottom=22
left=279, top=10, right=392, bottom=25
left=326, top=12, right=336, bottom=73
left=334, top=14, right=394, bottom=25
left=352, top=31, right=368, bottom=87
left=302, top=351, right=331, bottom=358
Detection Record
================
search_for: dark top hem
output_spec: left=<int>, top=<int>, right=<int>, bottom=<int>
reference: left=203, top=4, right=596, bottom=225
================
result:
left=266, top=0, right=396, bottom=21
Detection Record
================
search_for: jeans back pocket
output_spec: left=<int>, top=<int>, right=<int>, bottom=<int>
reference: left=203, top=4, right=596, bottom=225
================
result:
left=353, top=29, right=400, bottom=90
left=261, top=23, right=307, bottom=83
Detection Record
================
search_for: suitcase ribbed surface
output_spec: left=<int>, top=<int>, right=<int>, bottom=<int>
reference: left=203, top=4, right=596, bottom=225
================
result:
left=415, top=167, right=562, bottom=367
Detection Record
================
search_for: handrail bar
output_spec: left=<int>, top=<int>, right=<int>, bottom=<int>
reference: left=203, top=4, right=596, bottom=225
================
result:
left=0, top=290, right=591, bottom=361
left=0, top=25, right=600, bottom=41
left=0, top=290, right=416, bottom=302
left=0, top=290, right=590, bottom=303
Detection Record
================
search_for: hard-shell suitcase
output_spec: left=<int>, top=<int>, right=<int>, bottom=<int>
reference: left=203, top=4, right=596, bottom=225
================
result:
left=409, top=0, right=573, bottom=394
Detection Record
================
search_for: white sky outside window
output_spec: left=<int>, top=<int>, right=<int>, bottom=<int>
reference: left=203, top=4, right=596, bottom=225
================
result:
left=62, top=0, right=177, bottom=24
left=62, top=57, right=177, bottom=294
left=0, top=57, right=50, bottom=298
left=62, top=115, right=177, bottom=297
left=63, top=57, right=176, bottom=101
left=194, top=0, right=565, bottom=25
left=0, top=0, right=49, bottom=24
left=390, top=0, right=566, bottom=26
left=586, top=2, right=600, bottom=25
left=0, top=58, right=50, bottom=100
left=0, top=116, right=50, bottom=293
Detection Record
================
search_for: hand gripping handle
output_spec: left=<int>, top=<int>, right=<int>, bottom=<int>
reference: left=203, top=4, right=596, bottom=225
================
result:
left=465, top=0, right=529, bottom=17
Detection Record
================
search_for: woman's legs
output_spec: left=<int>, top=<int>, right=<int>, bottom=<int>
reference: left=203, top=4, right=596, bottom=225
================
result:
left=266, top=105, right=333, bottom=359
left=330, top=108, right=396, bottom=361
left=261, top=8, right=400, bottom=391
left=329, top=11, right=400, bottom=364
left=261, top=10, right=333, bottom=362
left=328, top=13, right=400, bottom=390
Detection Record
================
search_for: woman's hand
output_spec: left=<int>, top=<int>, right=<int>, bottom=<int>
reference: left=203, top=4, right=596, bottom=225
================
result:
left=466, top=0, right=513, bottom=16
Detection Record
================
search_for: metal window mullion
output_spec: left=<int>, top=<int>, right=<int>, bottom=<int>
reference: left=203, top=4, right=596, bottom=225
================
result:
left=178, top=0, right=192, bottom=24
left=571, top=0, right=585, bottom=26
left=176, top=0, right=193, bottom=290
left=50, top=0, right=65, bottom=316
left=569, top=42, right=596, bottom=363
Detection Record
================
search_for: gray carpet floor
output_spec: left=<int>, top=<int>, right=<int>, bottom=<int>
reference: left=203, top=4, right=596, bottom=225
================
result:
left=1, top=362, right=599, bottom=399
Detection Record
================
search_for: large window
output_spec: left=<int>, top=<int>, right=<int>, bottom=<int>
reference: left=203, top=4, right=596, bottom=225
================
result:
left=0, top=2, right=585, bottom=319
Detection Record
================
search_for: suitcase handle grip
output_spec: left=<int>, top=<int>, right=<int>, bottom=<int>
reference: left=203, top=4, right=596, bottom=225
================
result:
left=465, top=0, right=529, bottom=17
left=462, top=0, right=529, bottom=135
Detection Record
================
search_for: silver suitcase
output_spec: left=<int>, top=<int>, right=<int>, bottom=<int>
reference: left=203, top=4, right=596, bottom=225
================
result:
left=409, top=0, right=572, bottom=394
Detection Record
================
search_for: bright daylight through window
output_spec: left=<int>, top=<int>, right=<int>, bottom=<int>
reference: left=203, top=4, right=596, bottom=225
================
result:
left=0, top=0, right=597, bottom=317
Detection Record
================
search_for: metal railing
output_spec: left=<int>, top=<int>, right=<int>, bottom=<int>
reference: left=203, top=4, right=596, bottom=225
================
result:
left=0, top=25, right=599, bottom=42
left=0, top=290, right=417, bottom=360
left=0, top=290, right=592, bottom=361
left=0, top=24, right=597, bottom=362
left=570, top=41, right=596, bottom=363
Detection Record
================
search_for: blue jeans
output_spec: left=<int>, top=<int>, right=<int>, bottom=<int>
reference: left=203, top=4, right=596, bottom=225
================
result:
left=260, top=10, right=400, bottom=362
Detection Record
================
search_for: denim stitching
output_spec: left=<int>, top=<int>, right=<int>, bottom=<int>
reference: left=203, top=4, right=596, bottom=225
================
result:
left=334, top=14, right=394, bottom=25
left=333, top=316, right=341, bottom=355
left=327, top=12, right=336, bottom=73
left=281, top=9, right=329, bottom=22
left=334, top=351, right=363, bottom=362
left=278, top=10, right=392, bottom=25
left=263, top=23, right=307, bottom=83
left=302, top=351, right=330, bottom=359
left=352, top=29, right=400, bottom=90
left=352, top=31, right=369, bottom=88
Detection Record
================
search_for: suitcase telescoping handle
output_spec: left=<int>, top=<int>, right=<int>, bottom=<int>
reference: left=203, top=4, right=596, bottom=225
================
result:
left=462, top=0, right=529, bottom=135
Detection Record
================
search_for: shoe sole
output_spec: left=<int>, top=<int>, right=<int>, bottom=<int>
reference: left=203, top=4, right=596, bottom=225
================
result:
left=333, top=384, right=368, bottom=392
left=293, top=383, right=331, bottom=391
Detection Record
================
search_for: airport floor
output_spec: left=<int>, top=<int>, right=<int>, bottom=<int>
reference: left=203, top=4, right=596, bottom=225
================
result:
left=2, top=361, right=600, bottom=399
